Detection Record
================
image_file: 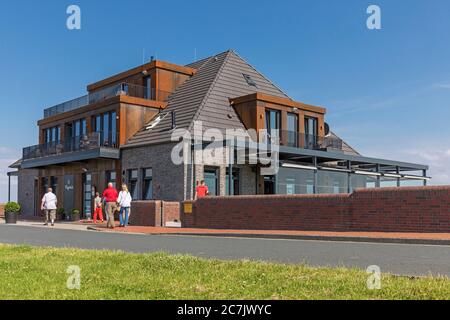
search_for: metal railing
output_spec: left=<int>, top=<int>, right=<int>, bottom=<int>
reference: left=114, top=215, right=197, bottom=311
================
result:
left=44, top=83, right=172, bottom=118
left=263, top=130, right=343, bottom=151
left=22, top=132, right=119, bottom=160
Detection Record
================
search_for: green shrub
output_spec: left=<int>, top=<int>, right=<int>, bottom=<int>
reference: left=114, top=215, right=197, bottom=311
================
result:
left=71, top=209, right=80, bottom=215
left=56, top=208, right=65, bottom=215
left=4, top=202, right=21, bottom=214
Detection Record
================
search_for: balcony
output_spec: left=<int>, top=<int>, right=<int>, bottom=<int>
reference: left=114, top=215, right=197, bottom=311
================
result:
left=21, top=132, right=120, bottom=168
left=266, top=131, right=343, bottom=151
left=43, top=83, right=171, bottom=118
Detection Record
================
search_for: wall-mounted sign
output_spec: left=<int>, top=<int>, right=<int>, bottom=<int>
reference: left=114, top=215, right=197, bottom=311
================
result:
left=184, top=203, right=193, bottom=214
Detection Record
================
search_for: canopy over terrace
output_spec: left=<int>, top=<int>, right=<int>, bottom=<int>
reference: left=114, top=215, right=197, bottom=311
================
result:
left=192, top=139, right=430, bottom=195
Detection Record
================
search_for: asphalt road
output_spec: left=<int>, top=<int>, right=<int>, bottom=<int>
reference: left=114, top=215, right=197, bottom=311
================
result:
left=1, top=224, right=450, bottom=277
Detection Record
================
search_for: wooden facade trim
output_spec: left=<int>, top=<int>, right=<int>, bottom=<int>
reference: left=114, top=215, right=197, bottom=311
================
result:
left=38, top=95, right=166, bottom=127
left=87, top=60, right=197, bottom=92
left=229, top=92, right=326, bottom=114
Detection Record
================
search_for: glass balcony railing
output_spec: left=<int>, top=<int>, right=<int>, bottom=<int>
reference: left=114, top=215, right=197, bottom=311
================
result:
left=262, top=130, right=343, bottom=151
left=43, top=83, right=171, bottom=118
left=22, top=131, right=119, bottom=161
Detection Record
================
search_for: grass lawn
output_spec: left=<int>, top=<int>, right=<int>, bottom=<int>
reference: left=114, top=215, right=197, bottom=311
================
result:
left=0, top=244, right=449, bottom=300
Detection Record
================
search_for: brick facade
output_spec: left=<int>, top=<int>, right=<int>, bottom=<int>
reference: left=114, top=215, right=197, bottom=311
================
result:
left=181, top=186, right=450, bottom=233
left=130, top=201, right=180, bottom=227
left=122, top=142, right=186, bottom=201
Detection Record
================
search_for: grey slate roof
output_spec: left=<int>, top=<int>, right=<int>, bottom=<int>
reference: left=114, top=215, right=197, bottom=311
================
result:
left=123, top=49, right=359, bottom=156
left=123, top=50, right=289, bottom=148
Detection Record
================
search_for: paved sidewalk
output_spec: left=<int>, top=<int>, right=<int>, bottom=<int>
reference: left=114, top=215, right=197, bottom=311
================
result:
left=88, top=224, right=450, bottom=245
left=1, top=219, right=92, bottom=232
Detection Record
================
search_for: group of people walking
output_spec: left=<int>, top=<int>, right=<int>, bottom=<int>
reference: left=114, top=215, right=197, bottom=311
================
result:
left=98, top=183, right=132, bottom=229
left=40, top=182, right=133, bottom=229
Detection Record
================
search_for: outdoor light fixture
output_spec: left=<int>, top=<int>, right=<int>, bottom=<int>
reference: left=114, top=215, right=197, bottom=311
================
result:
left=383, top=173, right=402, bottom=178
left=282, top=163, right=317, bottom=170
left=353, top=170, right=382, bottom=176
left=402, top=175, right=431, bottom=180
left=319, top=166, right=351, bottom=173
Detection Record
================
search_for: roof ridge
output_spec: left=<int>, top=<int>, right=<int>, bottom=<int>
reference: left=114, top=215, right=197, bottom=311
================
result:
left=230, top=50, right=291, bottom=100
left=187, top=51, right=233, bottom=133
left=186, top=49, right=233, bottom=68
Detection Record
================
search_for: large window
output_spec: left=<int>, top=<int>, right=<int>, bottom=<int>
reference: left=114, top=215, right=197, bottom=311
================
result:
left=304, top=117, right=318, bottom=148
left=106, top=170, right=117, bottom=188
left=204, top=167, right=219, bottom=196
left=265, top=109, right=281, bottom=140
left=276, top=167, right=315, bottom=195
left=50, top=176, right=58, bottom=195
left=128, top=169, right=139, bottom=200
left=144, top=76, right=152, bottom=99
left=317, top=170, right=348, bottom=194
left=287, top=113, right=299, bottom=147
left=92, top=111, right=117, bottom=147
left=44, top=126, right=60, bottom=144
left=142, top=168, right=153, bottom=200
left=225, top=168, right=240, bottom=195
left=41, top=177, right=49, bottom=196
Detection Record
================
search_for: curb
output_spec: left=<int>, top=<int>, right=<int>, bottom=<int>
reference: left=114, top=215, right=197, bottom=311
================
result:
left=86, top=226, right=450, bottom=246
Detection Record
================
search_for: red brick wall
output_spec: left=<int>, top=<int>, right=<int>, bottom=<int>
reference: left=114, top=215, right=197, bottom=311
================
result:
left=130, top=201, right=180, bottom=227
left=181, top=186, right=450, bottom=233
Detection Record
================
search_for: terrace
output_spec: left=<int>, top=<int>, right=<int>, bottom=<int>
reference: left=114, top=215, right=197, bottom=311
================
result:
left=43, top=82, right=171, bottom=118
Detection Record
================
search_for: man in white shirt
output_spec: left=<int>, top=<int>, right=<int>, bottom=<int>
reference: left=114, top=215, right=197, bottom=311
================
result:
left=41, top=187, right=58, bottom=226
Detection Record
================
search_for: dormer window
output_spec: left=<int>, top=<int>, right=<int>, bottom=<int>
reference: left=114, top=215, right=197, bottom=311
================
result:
left=242, top=74, right=257, bottom=87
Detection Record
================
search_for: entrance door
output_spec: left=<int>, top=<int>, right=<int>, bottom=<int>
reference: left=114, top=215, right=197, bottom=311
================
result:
left=82, top=173, right=92, bottom=220
left=264, top=176, right=276, bottom=195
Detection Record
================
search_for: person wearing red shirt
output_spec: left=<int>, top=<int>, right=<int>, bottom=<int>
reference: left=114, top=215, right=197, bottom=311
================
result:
left=103, top=182, right=118, bottom=229
left=195, top=180, right=209, bottom=199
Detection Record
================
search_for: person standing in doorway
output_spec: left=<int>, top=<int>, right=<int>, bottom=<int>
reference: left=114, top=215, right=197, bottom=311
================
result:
left=41, top=187, right=57, bottom=227
left=93, top=192, right=104, bottom=224
left=117, top=184, right=132, bottom=227
left=102, top=182, right=118, bottom=229
left=195, top=180, right=209, bottom=200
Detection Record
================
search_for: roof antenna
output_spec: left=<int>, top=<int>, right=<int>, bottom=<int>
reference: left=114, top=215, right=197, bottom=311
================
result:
left=194, top=48, right=197, bottom=61
left=142, top=48, right=145, bottom=65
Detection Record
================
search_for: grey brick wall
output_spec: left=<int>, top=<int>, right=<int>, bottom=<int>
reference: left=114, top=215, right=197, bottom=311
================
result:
left=122, top=142, right=186, bottom=202
left=122, top=143, right=258, bottom=201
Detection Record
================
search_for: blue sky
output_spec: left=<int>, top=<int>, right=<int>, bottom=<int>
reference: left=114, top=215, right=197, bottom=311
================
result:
left=1, top=0, right=450, bottom=201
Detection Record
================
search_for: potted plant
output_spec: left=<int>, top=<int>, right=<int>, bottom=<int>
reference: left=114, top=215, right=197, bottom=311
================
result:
left=56, top=208, right=65, bottom=221
left=71, top=209, right=80, bottom=222
left=4, top=202, right=20, bottom=224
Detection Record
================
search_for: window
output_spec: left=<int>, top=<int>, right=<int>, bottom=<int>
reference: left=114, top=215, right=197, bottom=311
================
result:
left=106, top=170, right=117, bottom=188
left=142, top=168, right=153, bottom=200
left=287, top=113, right=299, bottom=147
left=144, top=76, right=152, bottom=99
left=92, top=111, right=117, bottom=147
left=242, top=74, right=257, bottom=87
left=41, top=177, right=49, bottom=196
left=103, top=113, right=110, bottom=146
left=128, top=169, right=139, bottom=200
left=44, top=126, right=60, bottom=144
left=204, top=167, right=219, bottom=196
left=225, top=168, right=240, bottom=195
left=304, top=117, right=318, bottom=148
left=111, top=111, right=117, bottom=146
left=50, top=177, right=58, bottom=195
left=265, top=109, right=281, bottom=142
